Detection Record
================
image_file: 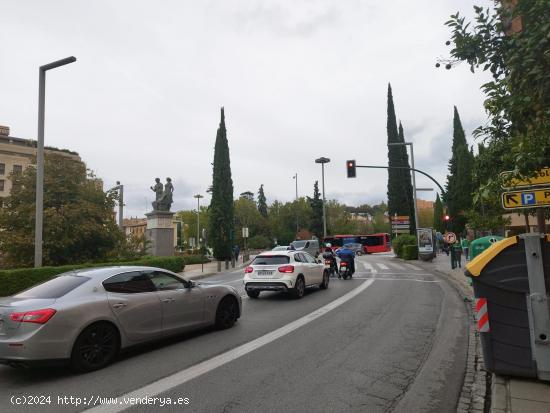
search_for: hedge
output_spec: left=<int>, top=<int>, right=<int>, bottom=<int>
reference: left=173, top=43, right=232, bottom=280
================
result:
left=392, top=234, right=417, bottom=258
left=402, top=245, right=419, bottom=260
left=0, top=256, right=185, bottom=297
left=181, top=255, right=210, bottom=265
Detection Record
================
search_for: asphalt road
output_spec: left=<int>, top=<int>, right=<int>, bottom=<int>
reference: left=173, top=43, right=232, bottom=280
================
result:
left=0, top=254, right=468, bottom=413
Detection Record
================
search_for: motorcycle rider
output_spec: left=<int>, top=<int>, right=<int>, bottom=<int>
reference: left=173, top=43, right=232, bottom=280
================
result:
left=322, top=243, right=338, bottom=275
left=336, top=245, right=356, bottom=276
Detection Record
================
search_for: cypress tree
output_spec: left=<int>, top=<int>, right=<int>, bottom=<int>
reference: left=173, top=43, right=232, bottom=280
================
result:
left=257, top=184, right=268, bottom=218
left=308, top=181, right=323, bottom=238
left=433, top=193, right=445, bottom=233
left=445, top=106, right=474, bottom=234
left=208, top=107, right=234, bottom=260
left=387, top=84, right=415, bottom=233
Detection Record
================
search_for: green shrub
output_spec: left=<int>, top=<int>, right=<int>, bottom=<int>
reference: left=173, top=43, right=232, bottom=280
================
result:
left=392, top=234, right=417, bottom=258
left=402, top=245, right=418, bottom=260
left=247, top=235, right=272, bottom=250
left=181, top=255, right=210, bottom=265
left=0, top=256, right=185, bottom=297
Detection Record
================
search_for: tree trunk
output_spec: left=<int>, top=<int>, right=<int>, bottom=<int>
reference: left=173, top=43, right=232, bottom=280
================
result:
left=536, top=208, right=546, bottom=233
left=524, top=212, right=531, bottom=233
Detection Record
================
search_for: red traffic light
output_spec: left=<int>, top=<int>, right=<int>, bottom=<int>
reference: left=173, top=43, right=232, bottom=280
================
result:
left=346, top=160, right=356, bottom=178
left=444, top=215, right=450, bottom=221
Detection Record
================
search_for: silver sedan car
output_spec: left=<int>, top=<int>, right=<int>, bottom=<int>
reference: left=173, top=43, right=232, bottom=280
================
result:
left=0, top=266, right=241, bottom=372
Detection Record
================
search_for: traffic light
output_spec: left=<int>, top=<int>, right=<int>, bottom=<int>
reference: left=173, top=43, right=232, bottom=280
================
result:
left=346, top=160, right=356, bottom=178
left=444, top=214, right=450, bottom=221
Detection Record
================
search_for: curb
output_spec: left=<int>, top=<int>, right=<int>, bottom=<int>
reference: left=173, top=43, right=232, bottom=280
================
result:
left=397, top=256, right=489, bottom=413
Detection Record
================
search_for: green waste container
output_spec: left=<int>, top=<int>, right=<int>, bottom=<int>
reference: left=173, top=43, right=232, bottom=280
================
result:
left=465, top=234, right=550, bottom=379
left=470, top=235, right=504, bottom=260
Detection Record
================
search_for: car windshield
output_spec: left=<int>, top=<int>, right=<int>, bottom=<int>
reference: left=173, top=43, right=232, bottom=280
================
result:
left=292, top=241, right=306, bottom=248
left=252, top=255, right=290, bottom=265
left=14, top=275, right=90, bottom=299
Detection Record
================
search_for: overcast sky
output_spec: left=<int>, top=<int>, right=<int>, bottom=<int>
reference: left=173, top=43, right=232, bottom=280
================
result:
left=0, top=0, right=492, bottom=217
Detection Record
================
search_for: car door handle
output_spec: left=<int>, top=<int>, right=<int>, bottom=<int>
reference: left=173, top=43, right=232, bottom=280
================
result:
left=162, top=298, right=175, bottom=303
left=112, top=303, right=127, bottom=309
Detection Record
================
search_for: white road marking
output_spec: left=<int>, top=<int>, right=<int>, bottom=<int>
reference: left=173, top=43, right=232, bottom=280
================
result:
left=352, top=277, right=439, bottom=283
left=362, top=262, right=373, bottom=271
left=389, top=263, right=405, bottom=270
left=85, top=279, right=375, bottom=413
left=403, top=263, right=422, bottom=271
left=376, top=263, right=389, bottom=270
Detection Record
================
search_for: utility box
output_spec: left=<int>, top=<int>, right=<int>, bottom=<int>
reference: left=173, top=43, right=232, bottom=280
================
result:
left=465, top=234, right=550, bottom=380
left=469, top=235, right=504, bottom=260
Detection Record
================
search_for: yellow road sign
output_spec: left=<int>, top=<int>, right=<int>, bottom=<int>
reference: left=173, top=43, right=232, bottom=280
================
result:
left=501, top=189, right=550, bottom=209
left=501, top=167, right=550, bottom=189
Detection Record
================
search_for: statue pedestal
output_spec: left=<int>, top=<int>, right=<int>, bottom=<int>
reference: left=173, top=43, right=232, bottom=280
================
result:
left=145, top=211, right=175, bottom=257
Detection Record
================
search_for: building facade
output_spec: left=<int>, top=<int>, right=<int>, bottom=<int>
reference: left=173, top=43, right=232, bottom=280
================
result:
left=0, top=125, right=81, bottom=201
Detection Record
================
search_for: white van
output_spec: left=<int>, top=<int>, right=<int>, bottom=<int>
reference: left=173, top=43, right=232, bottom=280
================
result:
left=291, top=239, right=320, bottom=257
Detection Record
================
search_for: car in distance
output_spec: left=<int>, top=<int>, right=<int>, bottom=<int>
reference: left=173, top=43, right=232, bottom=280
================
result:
left=290, top=239, right=320, bottom=257
left=343, top=242, right=364, bottom=256
left=271, top=245, right=290, bottom=251
left=0, top=266, right=241, bottom=373
left=243, top=250, right=328, bottom=299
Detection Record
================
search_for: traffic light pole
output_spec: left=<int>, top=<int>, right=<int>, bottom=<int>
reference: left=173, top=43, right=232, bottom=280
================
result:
left=354, top=164, right=446, bottom=199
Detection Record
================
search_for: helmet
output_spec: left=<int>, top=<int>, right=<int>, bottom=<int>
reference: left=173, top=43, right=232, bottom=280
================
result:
left=325, top=243, right=332, bottom=248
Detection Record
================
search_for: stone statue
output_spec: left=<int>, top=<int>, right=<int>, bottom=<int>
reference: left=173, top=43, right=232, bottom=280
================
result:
left=151, top=177, right=174, bottom=211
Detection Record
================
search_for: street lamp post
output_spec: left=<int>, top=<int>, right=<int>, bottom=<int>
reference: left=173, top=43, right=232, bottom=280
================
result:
left=293, top=173, right=298, bottom=233
left=194, top=194, right=204, bottom=250
left=315, top=157, right=331, bottom=238
left=388, top=142, right=418, bottom=234
left=108, top=181, right=124, bottom=229
left=35, top=56, right=77, bottom=268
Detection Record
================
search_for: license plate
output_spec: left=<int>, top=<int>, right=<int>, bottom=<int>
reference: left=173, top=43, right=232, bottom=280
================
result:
left=256, top=270, right=274, bottom=277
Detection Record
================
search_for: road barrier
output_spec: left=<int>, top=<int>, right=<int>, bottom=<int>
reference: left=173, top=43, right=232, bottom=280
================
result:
left=465, top=233, right=550, bottom=381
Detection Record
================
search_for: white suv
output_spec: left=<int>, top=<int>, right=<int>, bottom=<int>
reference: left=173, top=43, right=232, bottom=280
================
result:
left=243, top=250, right=328, bottom=299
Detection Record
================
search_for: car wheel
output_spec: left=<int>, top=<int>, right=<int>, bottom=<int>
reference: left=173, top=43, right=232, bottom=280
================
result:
left=246, top=290, right=260, bottom=299
left=292, top=276, right=305, bottom=299
left=71, top=322, right=119, bottom=373
left=215, top=296, right=239, bottom=329
left=319, top=271, right=329, bottom=290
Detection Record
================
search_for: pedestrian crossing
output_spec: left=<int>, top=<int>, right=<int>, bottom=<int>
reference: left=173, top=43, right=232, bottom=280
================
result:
left=361, top=261, right=423, bottom=272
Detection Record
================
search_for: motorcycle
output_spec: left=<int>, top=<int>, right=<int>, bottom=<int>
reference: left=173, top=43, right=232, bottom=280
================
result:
left=339, top=260, right=352, bottom=280
left=322, top=252, right=338, bottom=278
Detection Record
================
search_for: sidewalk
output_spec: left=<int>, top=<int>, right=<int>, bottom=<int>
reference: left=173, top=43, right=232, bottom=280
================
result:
left=178, top=255, right=253, bottom=280
left=409, top=252, right=550, bottom=413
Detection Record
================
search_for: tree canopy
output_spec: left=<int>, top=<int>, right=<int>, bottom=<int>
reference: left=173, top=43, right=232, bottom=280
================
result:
left=0, top=153, right=122, bottom=267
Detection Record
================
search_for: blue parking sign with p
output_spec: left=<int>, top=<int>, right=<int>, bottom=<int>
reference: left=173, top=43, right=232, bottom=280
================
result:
left=521, top=192, right=536, bottom=205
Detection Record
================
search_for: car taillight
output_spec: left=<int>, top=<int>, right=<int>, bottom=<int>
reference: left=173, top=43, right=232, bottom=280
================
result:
left=10, top=308, right=57, bottom=324
left=244, top=266, right=254, bottom=273
left=278, top=265, right=294, bottom=273
left=324, top=260, right=332, bottom=265
left=340, top=261, right=348, bottom=267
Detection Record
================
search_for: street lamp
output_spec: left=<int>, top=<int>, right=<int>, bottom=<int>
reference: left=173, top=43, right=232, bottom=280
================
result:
left=35, top=56, right=77, bottom=268
left=292, top=173, right=298, bottom=233
left=108, top=181, right=124, bottom=229
left=315, top=157, right=331, bottom=238
left=193, top=194, right=204, bottom=250
left=388, top=142, right=418, bottom=234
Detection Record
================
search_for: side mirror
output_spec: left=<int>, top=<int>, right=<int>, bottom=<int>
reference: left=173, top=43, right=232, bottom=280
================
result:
left=317, top=259, right=322, bottom=264
left=186, top=280, right=196, bottom=289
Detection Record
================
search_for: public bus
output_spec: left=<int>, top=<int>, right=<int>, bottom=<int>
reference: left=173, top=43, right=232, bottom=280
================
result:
left=322, top=233, right=391, bottom=254
left=358, top=233, right=391, bottom=253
